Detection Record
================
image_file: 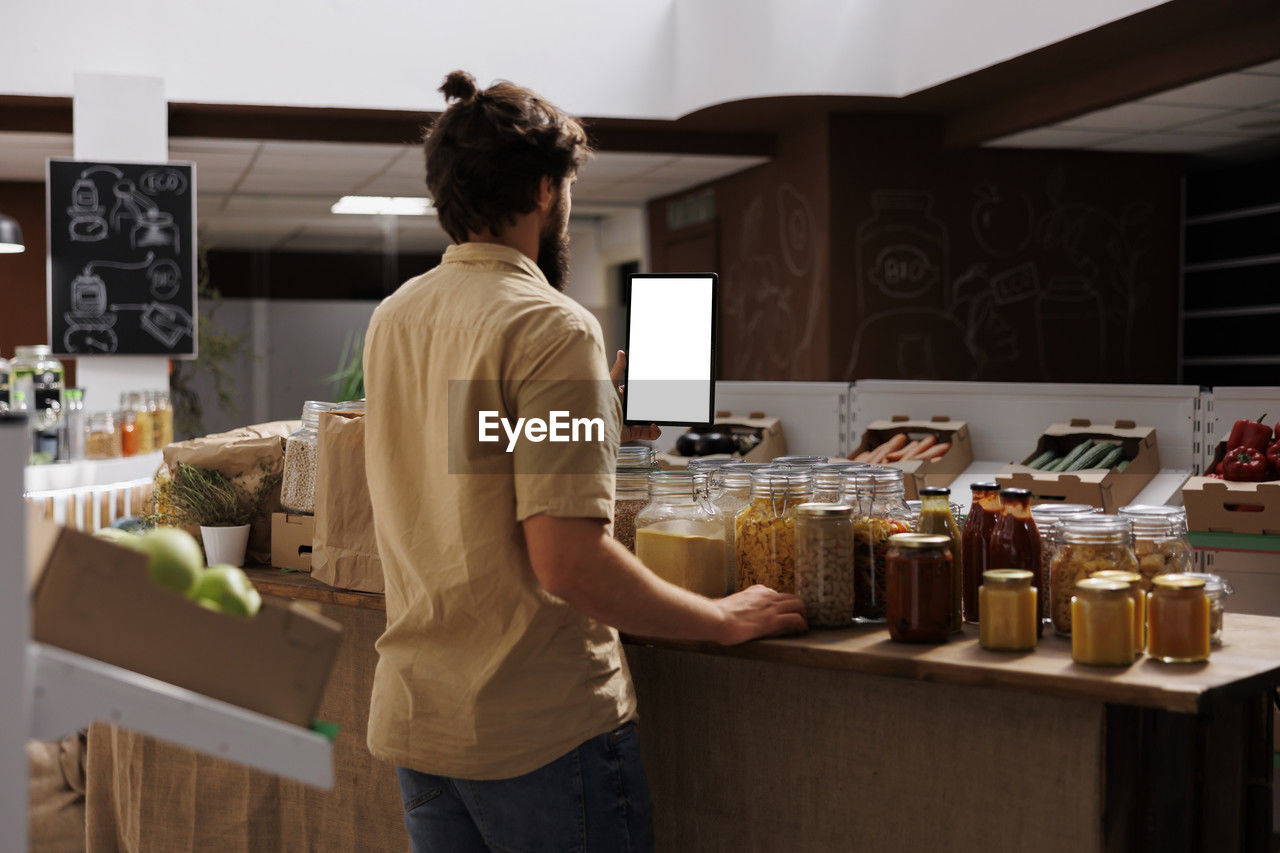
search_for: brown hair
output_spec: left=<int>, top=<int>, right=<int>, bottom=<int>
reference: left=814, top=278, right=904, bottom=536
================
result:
left=424, top=71, right=591, bottom=243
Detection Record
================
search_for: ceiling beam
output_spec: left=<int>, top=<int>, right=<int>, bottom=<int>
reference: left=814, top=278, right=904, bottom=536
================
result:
left=933, top=0, right=1280, bottom=147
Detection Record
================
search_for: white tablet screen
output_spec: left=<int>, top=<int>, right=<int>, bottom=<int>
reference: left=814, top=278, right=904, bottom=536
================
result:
left=623, top=274, right=716, bottom=425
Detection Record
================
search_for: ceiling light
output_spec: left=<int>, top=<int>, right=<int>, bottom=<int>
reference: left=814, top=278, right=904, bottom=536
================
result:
left=331, top=196, right=435, bottom=216
left=0, top=212, right=24, bottom=253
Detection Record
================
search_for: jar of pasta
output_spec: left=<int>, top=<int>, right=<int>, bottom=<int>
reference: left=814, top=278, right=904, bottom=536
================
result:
left=1118, top=504, right=1192, bottom=586
left=1147, top=574, right=1211, bottom=663
left=1071, top=577, right=1135, bottom=667
left=795, top=502, right=855, bottom=626
left=813, top=462, right=866, bottom=502
left=635, top=471, right=725, bottom=597
left=736, top=469, right=814, bottom=594
left=1031, top=504, right=1099, bottom=622
left=282, top=401, right=335, bottom=515
left=841, top=466, right=914, bottom=622
left=711, top=463, right=770, bottom=593
left=1050, top=516, right=1137, bottom=635
left=613, top=445, right=656, bottom=552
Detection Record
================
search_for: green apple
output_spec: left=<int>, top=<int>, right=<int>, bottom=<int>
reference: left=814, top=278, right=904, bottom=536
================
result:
left=137, top=527, right=205, bottom=596
left=191, top=565, right=262, bottom=618
left=93, top=527, right=143, bottom=549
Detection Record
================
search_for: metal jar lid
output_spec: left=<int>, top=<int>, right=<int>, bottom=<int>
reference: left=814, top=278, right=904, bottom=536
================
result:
left=797, top=502, right=853, bottom=518
left=888, top=533, right=951, bottom=550
left=1152, top=574, right=1207, bottom=591
left=983, top=569, right=1033, bottom=587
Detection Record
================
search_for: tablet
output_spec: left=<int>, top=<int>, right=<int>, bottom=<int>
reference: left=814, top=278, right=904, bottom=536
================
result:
left=623, top=272, right=717, bottom=426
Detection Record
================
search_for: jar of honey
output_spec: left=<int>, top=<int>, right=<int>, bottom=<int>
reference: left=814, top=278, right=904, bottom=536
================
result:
left=1147, top=574, right=1211, bottom=663
left=885, top=533, right=953, bottom=643
left=1071, top=578, right=1135, bottom=667
left=1090, top=570, right=1145, bottom=658
left=978, top=569, right=1037, bottom=652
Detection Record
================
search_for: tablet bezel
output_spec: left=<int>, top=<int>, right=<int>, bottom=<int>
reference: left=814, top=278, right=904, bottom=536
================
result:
left=622, top=272, right=718, bottom=427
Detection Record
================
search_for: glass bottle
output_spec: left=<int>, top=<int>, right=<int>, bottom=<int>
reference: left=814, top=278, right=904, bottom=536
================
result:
left=842, top=466, right=914, bottom=622
left=988, top=489, right=1042, bottom=616
left=711, top=462, right=770, bottom=594
left=1031, top=504, right=1101, bottom=622
left=735, top=469, right=814, bottom=594
left=979, top=569, right=1037, bottom=652
left=85, top=411, right=121, bottom=459
left=118, top=409, right=138, bottom=456
left=123, top=391, right=155, bottom=454
left=1050, top=516, right=1137, bottom=636
left=961, top=483, right=1001, bottom=622
left=812, top=462, right=866, bottom=502
left=1118, top=504, right=1192, bottom=587
left=1147, top=574, right=1210, bottom=663
left=917, top=485, right=962, bottom=632
left=614, top=445, right=657, bottom=553
left=1090, top=570, right=1145, bottom=658
left=885, top=533, right=954, bottom=643
left=282, top=400, right=335, bottom=515
left=1071, top=578, right=1135, bottom=667
left=13, top=345, right=65, bottom=433
left=795, top=502, right=855, bottom=627
left=58, top=387, right=85, bottom=461
left=635, top=471, right=725, bottom=597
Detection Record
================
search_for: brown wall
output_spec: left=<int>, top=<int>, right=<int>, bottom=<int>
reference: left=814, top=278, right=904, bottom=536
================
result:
left=0, top=181, right=50, bottom=355
left=649, top=115, right=1185, bottom=383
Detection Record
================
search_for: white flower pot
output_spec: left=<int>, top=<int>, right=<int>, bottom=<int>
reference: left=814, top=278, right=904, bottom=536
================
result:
left=200, top=524, right=251, bottom=567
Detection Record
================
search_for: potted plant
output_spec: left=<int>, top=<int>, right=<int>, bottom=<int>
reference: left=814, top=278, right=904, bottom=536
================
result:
left=146, top=462, right=279, bottom=567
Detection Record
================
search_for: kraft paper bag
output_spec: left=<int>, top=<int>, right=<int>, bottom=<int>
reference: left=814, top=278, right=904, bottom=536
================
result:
left=312, top=411, right=384, bottom=593
left=161, top=420, right=297, bottom=565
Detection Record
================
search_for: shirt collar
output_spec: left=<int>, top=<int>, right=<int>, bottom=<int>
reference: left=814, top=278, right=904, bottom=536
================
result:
left=442, top=242, right=548, bottom=286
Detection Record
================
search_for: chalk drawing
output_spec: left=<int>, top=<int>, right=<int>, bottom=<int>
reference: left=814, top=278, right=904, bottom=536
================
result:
left=110, top=179, right=180, bottom=252
left=65, top=165, right=122, bottom=242
left=970, top=183, right=1033, bottom=257
left=109, top=302, right=193, bottom=349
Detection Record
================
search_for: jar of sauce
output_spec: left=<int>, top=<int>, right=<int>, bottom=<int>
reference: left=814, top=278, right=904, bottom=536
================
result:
left=1071, top=577, right=1135, bottom=667
left=917, top=486, right=962, bottom=632
left=1147, top=574, right=1210, bottom=663
left=1090, top=570, right=1145, bottom=658
left=979, top=569, right=1037, bottom=652
left=885, top=533, right=953, bottom=643
left=961, top=483, right=1001, bottom=622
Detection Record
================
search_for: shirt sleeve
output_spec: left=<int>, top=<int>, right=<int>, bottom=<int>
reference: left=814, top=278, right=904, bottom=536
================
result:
left=510, top=320, right=621, bottom=523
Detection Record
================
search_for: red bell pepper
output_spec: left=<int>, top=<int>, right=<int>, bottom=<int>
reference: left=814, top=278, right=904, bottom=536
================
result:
left=1227, top=414, right=1271, bottom=453
left=1222, top=446, right=1269, bottom=482
left=1267, top=441, right=1280, bottom=479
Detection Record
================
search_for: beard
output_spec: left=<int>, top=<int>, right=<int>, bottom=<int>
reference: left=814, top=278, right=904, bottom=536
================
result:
left=536, top=188, right=571, bottom=291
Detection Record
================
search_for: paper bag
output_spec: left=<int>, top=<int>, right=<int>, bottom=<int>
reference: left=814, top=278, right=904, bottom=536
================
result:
left=161, top=421, right=297, bottom=565
left=312, top=411, right=383, bottom=593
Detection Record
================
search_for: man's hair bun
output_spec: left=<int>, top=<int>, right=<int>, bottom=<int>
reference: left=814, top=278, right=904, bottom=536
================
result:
left=440, top=71, right=478, bottom=104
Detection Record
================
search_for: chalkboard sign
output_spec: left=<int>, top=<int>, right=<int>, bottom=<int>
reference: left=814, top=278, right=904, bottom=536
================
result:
left=46, top=159, right=196, bottom=357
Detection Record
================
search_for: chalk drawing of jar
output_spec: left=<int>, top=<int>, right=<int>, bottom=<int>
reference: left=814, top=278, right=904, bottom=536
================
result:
left=1036, top=277, right=1105, bottom=380
left=856, top=190, right=949, bottom=319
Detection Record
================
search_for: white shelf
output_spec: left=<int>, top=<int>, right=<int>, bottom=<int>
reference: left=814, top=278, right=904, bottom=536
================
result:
left=25, top=451, right=163, bottom=494
left=28, top=643, right=333, bottom=788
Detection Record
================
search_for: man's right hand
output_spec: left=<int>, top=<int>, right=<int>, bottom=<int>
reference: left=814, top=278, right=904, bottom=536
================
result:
left=714, top=585, right=808, bottom=645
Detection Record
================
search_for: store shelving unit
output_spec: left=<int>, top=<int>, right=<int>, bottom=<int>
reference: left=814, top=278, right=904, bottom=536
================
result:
left=3, top=421, right=331, bottom=853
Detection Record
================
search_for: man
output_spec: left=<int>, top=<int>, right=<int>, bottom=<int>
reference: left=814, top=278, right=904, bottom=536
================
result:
left=363, top=70, right=806, bottom=852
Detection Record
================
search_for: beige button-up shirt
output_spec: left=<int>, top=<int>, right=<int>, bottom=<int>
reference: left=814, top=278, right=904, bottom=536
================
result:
left=363, top=242, right=636, bottom=779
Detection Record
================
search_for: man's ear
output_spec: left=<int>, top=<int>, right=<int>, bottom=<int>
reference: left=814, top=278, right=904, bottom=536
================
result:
left=536, top=175, right=555, bottom=211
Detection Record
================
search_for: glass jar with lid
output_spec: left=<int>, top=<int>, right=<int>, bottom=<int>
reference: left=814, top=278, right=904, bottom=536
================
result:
left=142, top=390, right=163, bottom=451
left=812, top=462, right=866, bottom=502
left=154, top=389, right=175, bottom=448
left=635, top=471, right=725, bottom=596
left=736, top=469, right=814, bottom=593
left=772, top=455, right=827, bottom=469
left=85, top=411, right=121, bottom=459
left=1147, top=574, right=1211, bottom=663
left=1118, top=504, right=1192, bottom=586
left=1071, top=577, right=1135, bottom=667
left=1090, top=570, right=1145, bottom=658
left=117, top=409, right=138, bottom=456
left=841, top=466, right=915, bottom=622
left=795, top=502, right=855, bottom=626
left=885, top=533, right=954, bottom=643
left=710, top=462, right=770, bottom=591
left=1050, top=516, right=1137, bottom=635
left=1031, top=504, right=1100, bottom=622
left=13, top=345, right=65, bottom=432
left=282, top=400, right=335, bottom=515
left=917, top=486, right=962, bottom=632
left=122, top=391, right=155, bottom=454
left=979, top=570, right=1037, bottom=651
left=614, top=445, right=657, bottom=552
left=1181, top=572, right=1232, bottom=645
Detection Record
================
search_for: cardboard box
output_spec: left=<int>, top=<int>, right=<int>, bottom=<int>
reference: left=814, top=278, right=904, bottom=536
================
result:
left=657, top=411, right=786, bottom=469
left=998, top=419, right=1159, bottom=513
left=271, top=512, right=315, bottom=572
left=851, top=416, right=973, bottom=500
left=31, top=524, right=342, bottom=727
left=1183, top=477, right=1280, bottom=535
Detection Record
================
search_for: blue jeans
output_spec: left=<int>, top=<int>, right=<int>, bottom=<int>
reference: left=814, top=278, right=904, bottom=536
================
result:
left=396, top=721, right=654, bottom=853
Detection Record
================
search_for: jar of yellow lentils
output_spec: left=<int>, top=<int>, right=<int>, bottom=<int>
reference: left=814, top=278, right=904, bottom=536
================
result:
left=735, top=469, right=814, bottom=594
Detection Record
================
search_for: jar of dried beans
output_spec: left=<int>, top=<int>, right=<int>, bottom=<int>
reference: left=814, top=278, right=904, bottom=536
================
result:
left=281, top=400, right=335, bottom=515
left=735, top=469, right=814, bottom=594
left=841, top=466, right=914, bottom=622
left=795, top=502, right=855, bottom=626
left=613, top=445, right=656, bottom=553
